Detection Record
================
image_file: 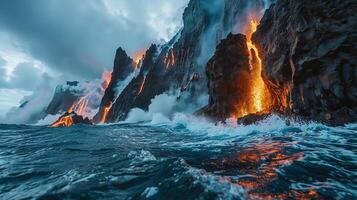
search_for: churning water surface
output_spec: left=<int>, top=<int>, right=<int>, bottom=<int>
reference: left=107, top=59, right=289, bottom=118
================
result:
left=0, top=114, right=356, bottom=200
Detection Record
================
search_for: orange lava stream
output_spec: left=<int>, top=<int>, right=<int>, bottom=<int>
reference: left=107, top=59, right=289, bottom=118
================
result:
left=164, top=52, right=170, bottom=70
left=170, top=50, right=175, bottom=65
left=73, top=97, right=88, bottom=116
left=234, top=16, right=272, bottom=118
left=137, top=75, right=146, bottom=95
left=164, top=49, right=175, bottom=71
left=67, top=71, right=112, bottom=118
left=133, top=49, right=146, bottom=70
left=101, top=70, right=112, bottom=89
left=50, top=116, right=74, bottom=127
left=100, top=104, right=111, bottom=124
left=67, top=104, right=75, bottom=113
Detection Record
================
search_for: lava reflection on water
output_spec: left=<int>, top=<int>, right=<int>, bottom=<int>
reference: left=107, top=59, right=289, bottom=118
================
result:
left=204, top=140, right=322, bottom=199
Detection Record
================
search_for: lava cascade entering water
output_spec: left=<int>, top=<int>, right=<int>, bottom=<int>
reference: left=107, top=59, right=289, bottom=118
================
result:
left=68, top=71, right=112, bottom=118
left=234, top=15, right=272, bottom=119
left=100, top=103, right=111, bottom=124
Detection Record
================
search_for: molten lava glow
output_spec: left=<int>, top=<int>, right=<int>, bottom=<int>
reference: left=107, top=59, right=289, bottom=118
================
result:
left=164, top=52, right=170, bottom=69
left=133, top=49, right=146, bottom=69
left=50, top=116, right=74, bottom=127
left=137, top=75, right=146, bottom=95
left=164, top=49, right=175, bottom=70
left=234, top=15, right=272, bottom=118
left=68, top=70, right=112, bottom=118
left=67, top=104, right=74, bottom=113
left=170, top=50, right=175, bottom=65
left=100, top=104, right=111, bottom=124
left=101, top=70, right=112, bottom=89
left=72, top=97, right=89, bottom=116
left=205, top=141, right=320, bottom=199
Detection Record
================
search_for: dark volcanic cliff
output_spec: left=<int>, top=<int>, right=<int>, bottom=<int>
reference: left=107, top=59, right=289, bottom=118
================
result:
left=198, top=33, right=251, bottom=121
left=253, top=0, right=357, bottom=124
left=102, top=0, right=270, bottom=122
left=43, top=0, right=356, bottom=125
left=199, top=0, right=357, bottom=125
left=93, top=47, right=135, bottom=123
left=105, top=44, right=168, bottom=122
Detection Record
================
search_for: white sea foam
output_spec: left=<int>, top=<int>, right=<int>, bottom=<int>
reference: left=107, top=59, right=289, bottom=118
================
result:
left=141, top=187, right=159, bottom=198
left=128, top=150, right=157, bottom=162
left=174, top=158, right=247, bottom=199
left=121, top=105, right=329, bottom=141
left=36, top=114, right=62, bottom=125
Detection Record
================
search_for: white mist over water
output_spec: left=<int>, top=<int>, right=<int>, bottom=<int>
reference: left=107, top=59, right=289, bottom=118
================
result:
left=125, top=93, right=177, bottom=123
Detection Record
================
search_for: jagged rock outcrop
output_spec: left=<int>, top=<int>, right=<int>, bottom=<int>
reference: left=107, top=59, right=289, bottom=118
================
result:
left=93, top=47, right=135, bottom=123
left=45, top=81, right=82, bottom=115
left=197, top=33, right=252, bottom=121
left=50, top=112, right=92, bottom=127
left=105, top=44, right=169, bottom=122
left=252, top=0, right=357, bottom=125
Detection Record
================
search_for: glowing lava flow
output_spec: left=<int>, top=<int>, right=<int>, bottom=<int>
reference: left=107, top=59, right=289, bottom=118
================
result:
left=137, top=75, right=146, bottom=95
left=68, top=71, right=112, bottom=118
left=234, top=16, right=272, bottom=118
left=133, top=49, right=146, bottom=70
left=164, top=52, right=170, bottom=70
left=170, top=50, right=175, bottom=66
left=247, top=18, right=270, bottom=112
left=164, top=49, right=175, bottom=71
left=101, top=71, right=112, bottom=89
left=72, top=97, right=89, bottom=116
left=100, top=104, right=111, bottom=124
left=50, top=116, right=74, bottom=127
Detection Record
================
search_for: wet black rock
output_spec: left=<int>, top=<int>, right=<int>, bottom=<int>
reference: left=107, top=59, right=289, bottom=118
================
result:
left=236, top=113, right=271, bottom=125
left=253, top=0, right=357, bottom=125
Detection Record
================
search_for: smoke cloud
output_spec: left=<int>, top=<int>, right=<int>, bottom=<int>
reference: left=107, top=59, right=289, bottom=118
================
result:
left=3, top=73, right=57, bottom=124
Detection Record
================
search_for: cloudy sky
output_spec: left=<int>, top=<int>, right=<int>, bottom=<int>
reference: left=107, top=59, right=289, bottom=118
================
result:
left=0, top=0, right=189, bottom=116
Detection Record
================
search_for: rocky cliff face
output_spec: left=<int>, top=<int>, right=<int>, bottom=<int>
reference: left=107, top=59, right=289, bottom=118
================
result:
left=105, top=44, right=168, bottom=122
left=42, top=0, right=357, bottom=125
left=93, top=47, right=135, bottom=123
left=101, top=0, right=271, bottom=122
left=253, top=0, right=357, bottom=124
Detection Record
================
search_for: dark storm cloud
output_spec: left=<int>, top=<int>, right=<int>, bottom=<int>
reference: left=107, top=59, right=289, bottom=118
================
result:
left=0, top=0, right=172, bottom=80
left=0, top=62, right=42, bottom=91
